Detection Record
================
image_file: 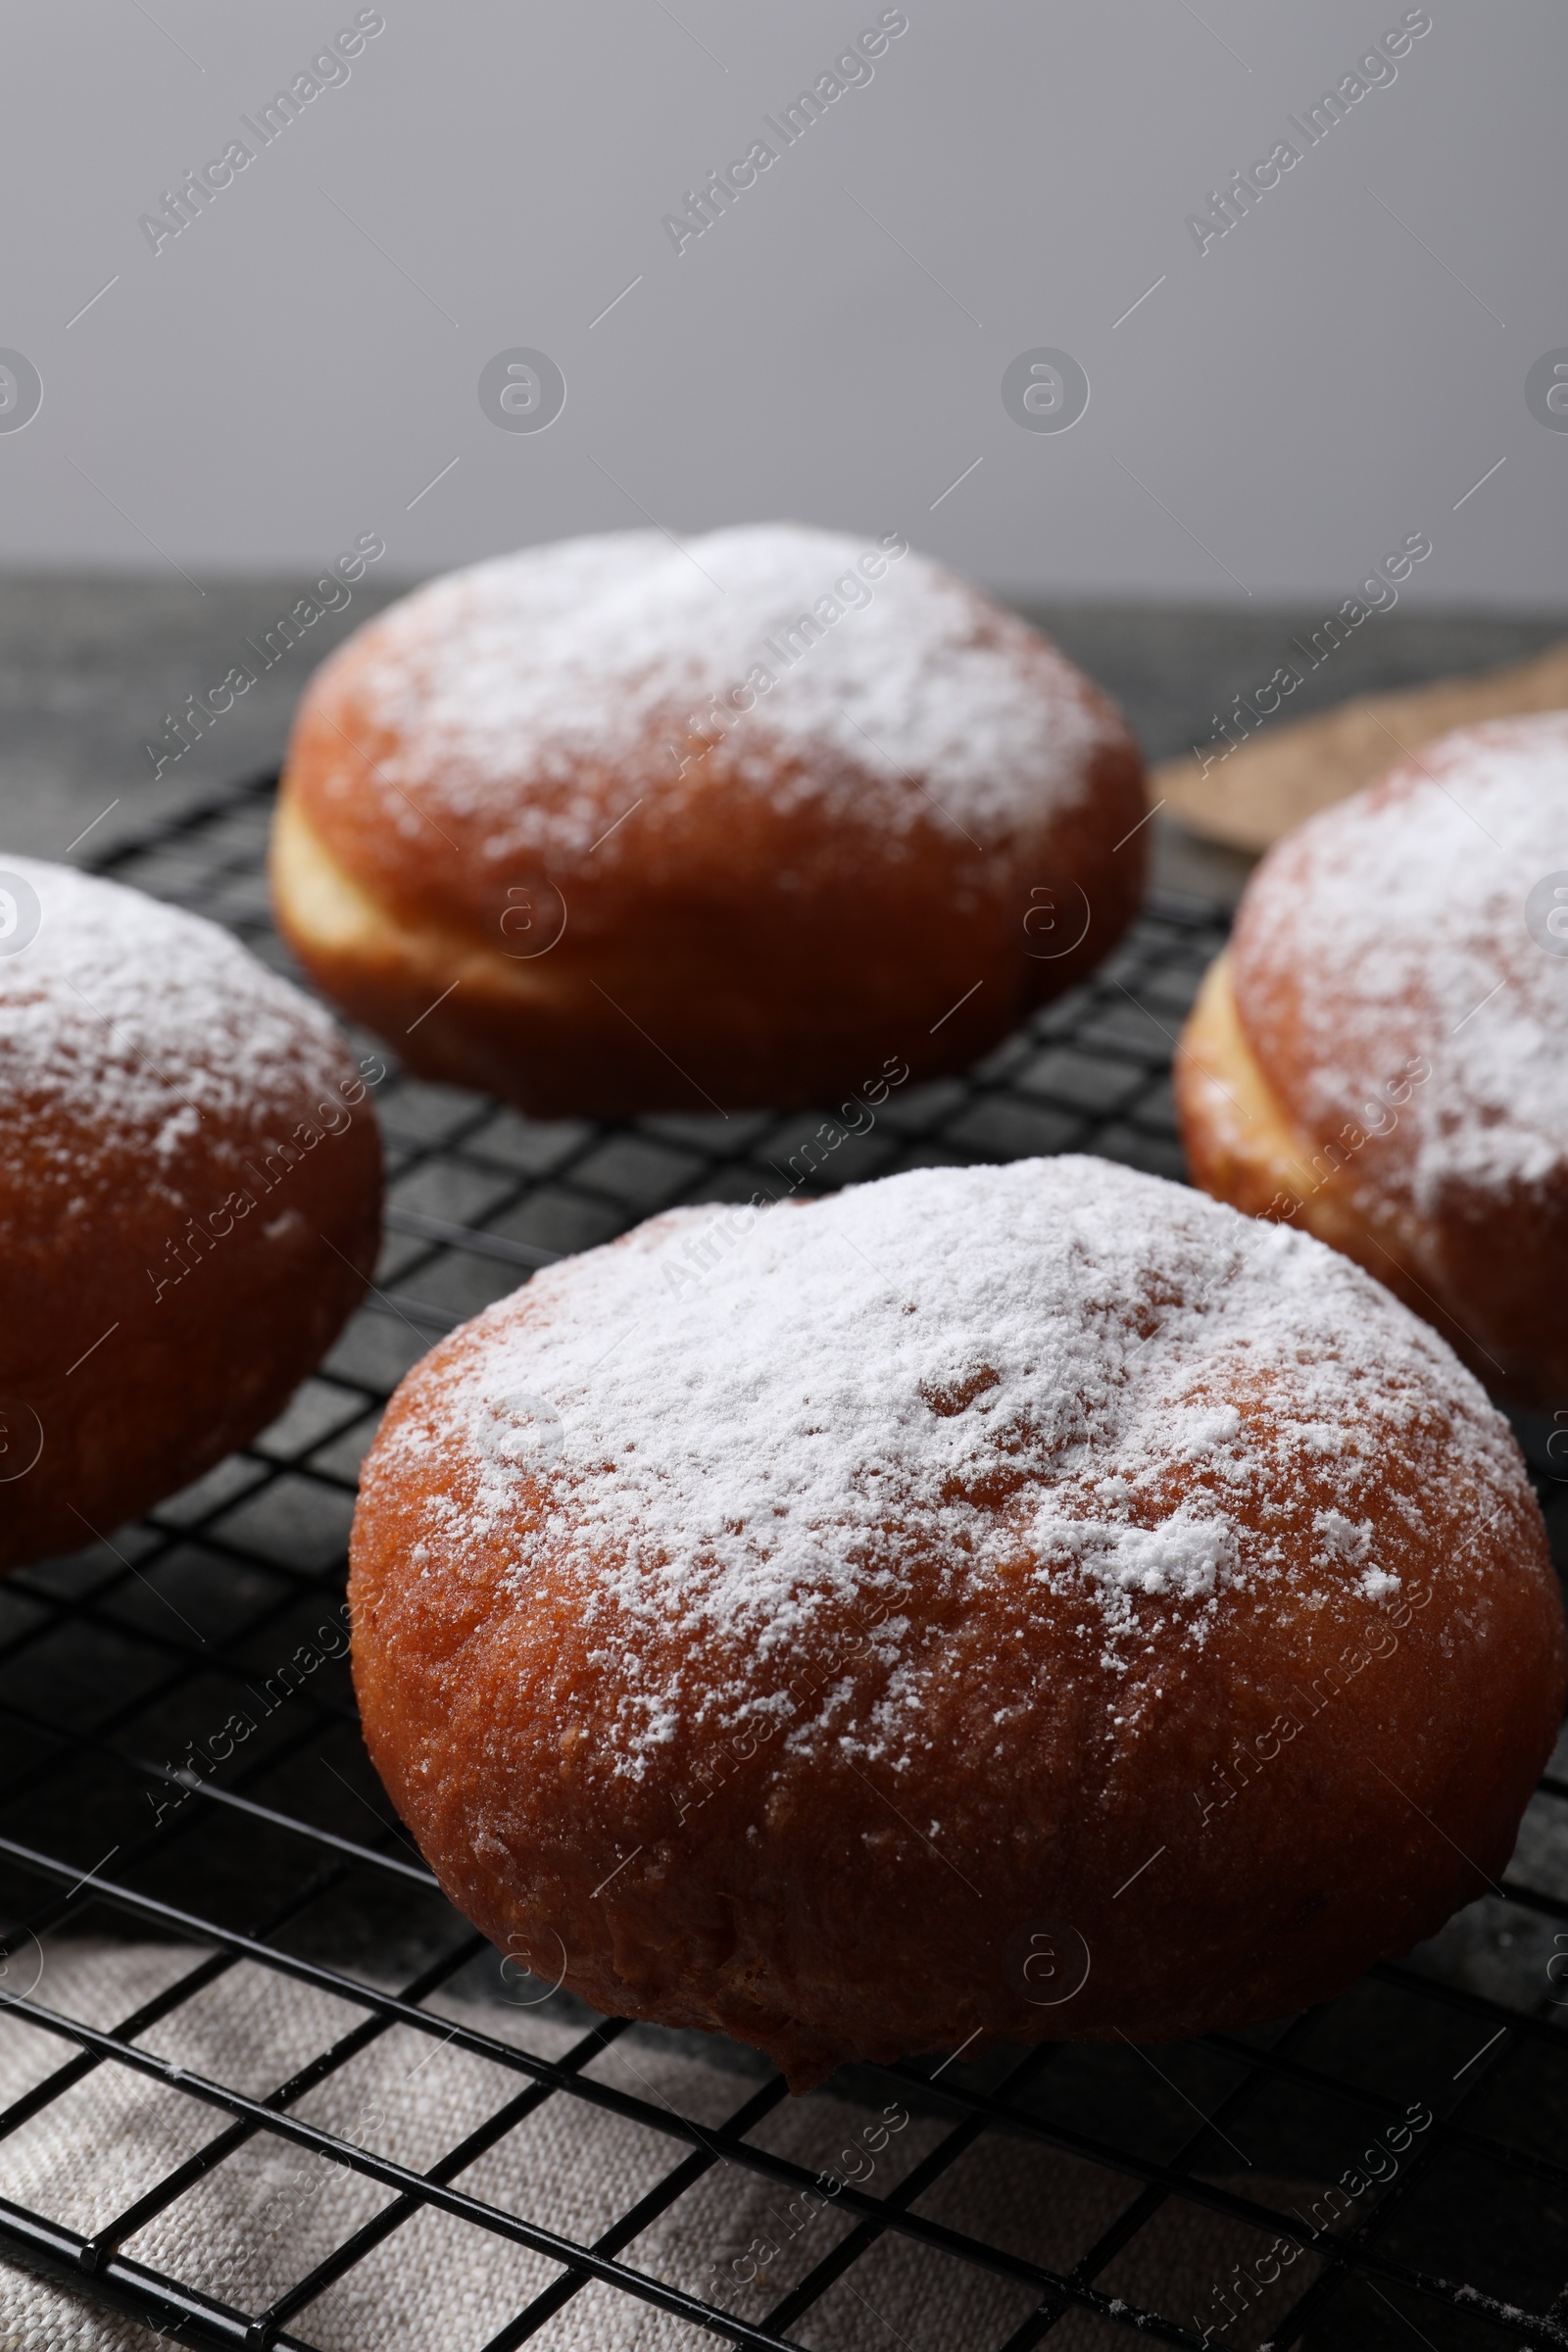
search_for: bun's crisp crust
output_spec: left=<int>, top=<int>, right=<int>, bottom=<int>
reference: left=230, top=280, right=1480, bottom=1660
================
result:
left=1174, top=954, right=1467, bottom=1360
left=348, top=1159, right=1564, bottom=2088
left=0, top=861, right=381, bottom=1571
left=272, top=527, right=1146, bottom=1116
left=1178, top=714, right=1568, bottom=1403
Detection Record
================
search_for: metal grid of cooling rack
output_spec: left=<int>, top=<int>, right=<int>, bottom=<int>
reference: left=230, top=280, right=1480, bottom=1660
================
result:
left=0, top=767, right=1566, bottom=2351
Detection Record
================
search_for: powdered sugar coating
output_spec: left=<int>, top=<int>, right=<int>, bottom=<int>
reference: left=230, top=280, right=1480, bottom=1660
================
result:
left=368, top=1155, right=1520, bottom=1773
left=0, top=856, right=354, bottom=1217
left=318, top=524, right=1116, bottom=860
left=1233, top=713, right=1568, bottom=1215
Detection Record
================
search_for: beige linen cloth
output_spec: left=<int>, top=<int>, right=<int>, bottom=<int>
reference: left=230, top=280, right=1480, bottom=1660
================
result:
left=1154, top=634, right=1568, bottom=852
left=0, top=1940, right=1316, bottom=2349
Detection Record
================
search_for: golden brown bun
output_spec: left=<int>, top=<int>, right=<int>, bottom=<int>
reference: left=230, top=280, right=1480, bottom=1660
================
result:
left=0, top=858, right=381, bottom=1571
left=349, top=1157, right=1563, bottom=2089
left=1175, top=955, right=1496, bottom=1383
left=1177, top=713, right=1568, bottom=1405
left=272, top=526, right=1146, bottom=1117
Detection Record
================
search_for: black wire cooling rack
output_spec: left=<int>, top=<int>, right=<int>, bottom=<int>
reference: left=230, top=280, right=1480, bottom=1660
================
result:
left=2, top=767, right=1567, bottom=2352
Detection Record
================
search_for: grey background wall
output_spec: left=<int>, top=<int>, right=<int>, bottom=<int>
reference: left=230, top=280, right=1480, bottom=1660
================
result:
left=1, top=0, right=1564, bottom=611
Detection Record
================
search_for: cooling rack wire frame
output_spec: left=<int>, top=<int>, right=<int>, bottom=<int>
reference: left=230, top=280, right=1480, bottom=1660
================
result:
left=0, top=768, right=1564, bottom=2352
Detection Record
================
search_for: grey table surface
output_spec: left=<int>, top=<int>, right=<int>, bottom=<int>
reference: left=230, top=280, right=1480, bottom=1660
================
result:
left=0, top=567, right=1563, bottom=904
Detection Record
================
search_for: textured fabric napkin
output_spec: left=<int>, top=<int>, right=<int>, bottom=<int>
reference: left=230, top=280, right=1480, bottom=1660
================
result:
left=0, top=1940, right=1315, bottom=2350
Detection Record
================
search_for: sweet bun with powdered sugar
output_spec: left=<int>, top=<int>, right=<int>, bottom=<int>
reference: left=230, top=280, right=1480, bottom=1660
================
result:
left=1177, top=712, right=1568, bottom=1406
left=0, top=858, right=381, bottom=1572
left=348, top=1155, right=1562, bottom=2088
left=270, top=523, right=1146, bottom=1117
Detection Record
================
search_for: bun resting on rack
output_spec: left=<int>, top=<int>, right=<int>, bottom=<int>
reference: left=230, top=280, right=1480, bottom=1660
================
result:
left=0, top=858, right=381, bottom=1572
left=348, top=1155, right=1563, bottom=2091
left=1176, top=712, right=1568, bottom=1406
left=270, top=523, right=1147, bottom=1119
